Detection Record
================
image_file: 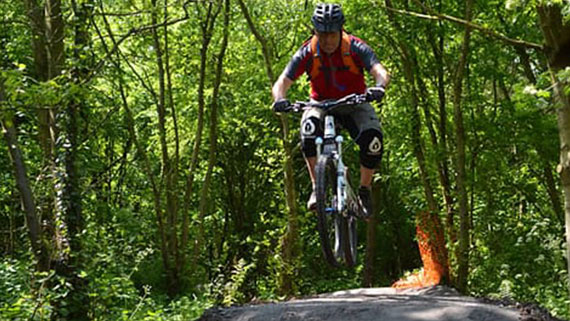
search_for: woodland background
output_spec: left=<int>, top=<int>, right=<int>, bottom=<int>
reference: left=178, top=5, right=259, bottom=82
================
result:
left=1, top=0, right=570, bottom=320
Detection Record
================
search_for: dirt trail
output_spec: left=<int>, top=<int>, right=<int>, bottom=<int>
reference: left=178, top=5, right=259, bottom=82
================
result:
left=198, top=286, right=534, bottom=321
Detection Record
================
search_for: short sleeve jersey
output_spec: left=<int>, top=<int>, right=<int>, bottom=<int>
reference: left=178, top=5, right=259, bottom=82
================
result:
left=283, top=34, right=380, bottom=100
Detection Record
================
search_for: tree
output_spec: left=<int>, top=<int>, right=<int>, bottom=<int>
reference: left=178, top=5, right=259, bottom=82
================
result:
left=237, top=0, right=300, bottom=296
left=537, top=2, right=570, bottom=295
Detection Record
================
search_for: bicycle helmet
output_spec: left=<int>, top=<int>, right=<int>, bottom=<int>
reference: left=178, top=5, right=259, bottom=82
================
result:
left=311, top=3, right=345, bottom=33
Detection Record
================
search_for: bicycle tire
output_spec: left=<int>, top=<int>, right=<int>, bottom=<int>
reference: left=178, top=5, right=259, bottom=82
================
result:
left=315, top=155, right=343, bottom=267
left=343, top=215, right=357, bottom=267
left=342, top=171, right=358, bottom=267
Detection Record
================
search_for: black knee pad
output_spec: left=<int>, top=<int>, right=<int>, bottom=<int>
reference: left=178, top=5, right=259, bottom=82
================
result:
left=357, top=129, right=383, bottom=169
left=300, top=116, right=323, bottom=158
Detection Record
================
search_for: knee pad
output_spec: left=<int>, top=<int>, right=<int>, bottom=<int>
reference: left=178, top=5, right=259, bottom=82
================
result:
left=300, top=116, right=323, bottom=158
left=357, top=129, right=383, bottom=169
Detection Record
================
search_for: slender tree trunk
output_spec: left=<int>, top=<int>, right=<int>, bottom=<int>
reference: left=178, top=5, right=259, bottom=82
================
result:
left=55, top=2, right=93, bottom=318
left=150, top=0, right=179, bottom=295
left=515, top=46, right=564, bottom=224
left=97, top=3, right=171, bottom=287
left=164, top=0, right=180, bottom=176
left=120, top=71, right=171, bottom=277
left=1, top=80, right=49, bottom=271
left=237, top=0, right=299, bottom=296
left=385, top=0, right=451, bottom=286
left=385, top=0, right=438, bottom=214
left=364, top=179, right=381, bottom=287
left=67, top=0, right=92, bottom=255
left=544, top=164, right=565, bottom=224
left=23, top=0, right=50, bottom=157
left=551, top=71, right=570, bottom=297
left=427, top=24, right=456, bottom=245
left=45, top=0, right=64, bottom=80
left=537, top=3, right=570, bottom=297
left=162, top=3, right=182, bottom=281
left=453, top=0, right=473, bottom=293
left=180, top=1, right=221, bottom=275
left=406, top=63, right=439, bottom=214
left=22, top=0, right=60, bottom=266
left=43, top=0, right=68, bottom=266
left=193, top=0, right=230, bottom=270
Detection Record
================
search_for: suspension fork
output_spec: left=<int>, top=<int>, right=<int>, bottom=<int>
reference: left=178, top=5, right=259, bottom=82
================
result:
left=336, top=136, right=347, bottom=214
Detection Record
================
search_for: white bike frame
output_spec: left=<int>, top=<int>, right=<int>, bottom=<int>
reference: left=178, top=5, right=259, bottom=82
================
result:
left=316, top=115, right=348, bottom=215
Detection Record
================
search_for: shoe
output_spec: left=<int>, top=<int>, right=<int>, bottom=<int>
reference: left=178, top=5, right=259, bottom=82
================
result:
left=358, top=186, right=373, bottom=219
left=307, top=190, right=317, bottom=211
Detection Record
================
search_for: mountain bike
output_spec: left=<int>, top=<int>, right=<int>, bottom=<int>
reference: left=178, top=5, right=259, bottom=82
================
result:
left=277, top=93, right=372, bottom=267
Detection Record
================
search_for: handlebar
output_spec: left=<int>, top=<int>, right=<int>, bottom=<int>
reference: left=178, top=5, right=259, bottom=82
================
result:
left=277, top=93, right=372, bottom=113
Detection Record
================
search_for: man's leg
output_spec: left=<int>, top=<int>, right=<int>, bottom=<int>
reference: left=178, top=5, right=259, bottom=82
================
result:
left=357, top=130, right=383, bottom=218
left=360, top=165, right=374, bottom=188
left=306, top=156, right=317, bottom=188
left=348, top=102, right=383, bottom=219
left=300, top=108, right=324, bottom=210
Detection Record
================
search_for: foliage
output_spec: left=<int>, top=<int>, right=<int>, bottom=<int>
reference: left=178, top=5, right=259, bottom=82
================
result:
left=1, top=0, right=570, bottom=320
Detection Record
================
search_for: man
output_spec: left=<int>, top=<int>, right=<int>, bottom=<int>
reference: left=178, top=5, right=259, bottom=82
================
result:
left=272, top=3, right=390, bottom=218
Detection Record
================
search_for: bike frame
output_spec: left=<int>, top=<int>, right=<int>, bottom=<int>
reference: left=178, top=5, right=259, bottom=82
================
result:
left=279, top=93, right=371, bottom=218
left=316, top=115, right=353, bottom=216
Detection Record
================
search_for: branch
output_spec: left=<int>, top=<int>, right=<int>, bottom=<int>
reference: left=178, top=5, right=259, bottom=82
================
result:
left=82, top=1, right=194, bottom=84
left=376, top=0, right=544, bottom=51
left=1, top=19, right=28, bottom=26
left=93, top=10, right=151, bottom=17
left=237, top=0, right=274, bottom=82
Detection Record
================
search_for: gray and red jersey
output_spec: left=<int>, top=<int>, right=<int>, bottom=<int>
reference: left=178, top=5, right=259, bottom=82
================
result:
left=284, top=34, right=380, bottom=100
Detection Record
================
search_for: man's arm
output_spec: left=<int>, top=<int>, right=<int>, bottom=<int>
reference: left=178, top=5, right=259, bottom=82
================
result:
left=370, top=62, right=390, bottom=88
left=272, top=72, right=294, bottom=101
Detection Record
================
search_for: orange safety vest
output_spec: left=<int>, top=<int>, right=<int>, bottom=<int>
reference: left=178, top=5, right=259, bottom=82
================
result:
left=309, top=31, right=362, bottom=79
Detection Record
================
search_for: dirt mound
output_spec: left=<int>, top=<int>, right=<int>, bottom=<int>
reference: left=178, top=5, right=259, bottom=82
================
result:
left=199, top=286, right=536, bottom=321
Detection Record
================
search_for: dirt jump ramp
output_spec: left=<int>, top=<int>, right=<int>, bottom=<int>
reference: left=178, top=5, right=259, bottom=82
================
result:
left=199, top=286, right=524, bottom=321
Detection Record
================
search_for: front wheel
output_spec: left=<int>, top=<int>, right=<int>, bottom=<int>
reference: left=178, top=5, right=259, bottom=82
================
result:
left=315, top=155, right=343, bottom=267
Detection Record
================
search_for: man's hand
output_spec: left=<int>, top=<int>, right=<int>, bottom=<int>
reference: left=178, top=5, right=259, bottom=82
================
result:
left=272, top=99, right=291, bottom=112
left=366, top=85, right=385, bottom=103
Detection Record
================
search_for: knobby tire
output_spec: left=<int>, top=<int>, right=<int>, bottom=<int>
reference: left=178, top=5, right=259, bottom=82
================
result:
left=315, top=155, right=343, bottom=267
left=343, top=215, right=357, bottom=267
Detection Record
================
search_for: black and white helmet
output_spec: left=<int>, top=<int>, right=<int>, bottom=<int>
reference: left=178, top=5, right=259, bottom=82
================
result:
left=311, top=3, right=345, bottom=33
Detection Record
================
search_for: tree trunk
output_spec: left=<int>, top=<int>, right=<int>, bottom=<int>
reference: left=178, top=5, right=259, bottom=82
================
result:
left=164, top=0, right=180, bottom=179
left=426, top=24, right=456, bottom=246
left=22, top=0, right=51, bottom=158
left=193, top=0, right=230, bottom=272
left=55, top=2, right=93, bottom=318
left=22, top=0, right=60, bottom=266
left=42, top=0, right=67, bottom=266
left=552, top=71, right=570, bottom=297
left=364, top=179, right=381, bottom=287
left=237, top=0, right=299, bottom=296
left=385, top=0, right=438, bottom=214
left=150, top=0, right=179, bottom=295
left=544, top=164, right=564, bottom=224
left=1, top=79, right=49, bottom=271
left=97, top=3, right=172, bottom=291
left=453, top=0, right=473, bottom=293
left=537, top=2, right=570, bottom=297
left=162, top=3, right=182, bottom=281
left=514, top=45, right=564, bottom=225
left=180, top=1, right=221, bottom=276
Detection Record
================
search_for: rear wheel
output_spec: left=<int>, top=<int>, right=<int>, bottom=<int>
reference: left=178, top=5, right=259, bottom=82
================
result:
left=315, top=155, right=342, bottom=267
left=342, top=172, right=358, bottom=267
left=343, top=215, right=357, bottom=267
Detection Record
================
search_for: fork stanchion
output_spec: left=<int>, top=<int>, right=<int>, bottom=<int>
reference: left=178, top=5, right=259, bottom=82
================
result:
left=335, top=136, right=345, bottom=214
left=316, top=137, right=323, bottom=159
